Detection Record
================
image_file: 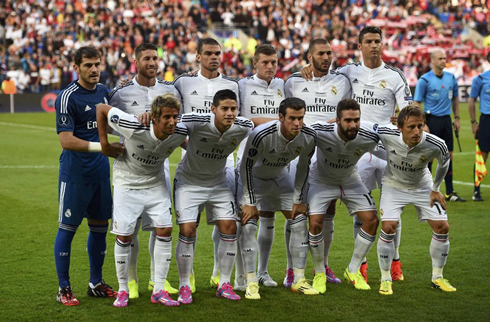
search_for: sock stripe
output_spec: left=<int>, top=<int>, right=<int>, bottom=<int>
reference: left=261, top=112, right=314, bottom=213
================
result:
left=178, top=234, right=196, bottom=244
left=88, top=224, right=108, bottom=233
left=432, top=232, right=449, bottom=242
left=156, top=235, right=172, bottom=243
left=308, top=232, right=324, bottom=245
left=291, top=214, right=307, bottom=225
left=379, top=230, right=396, bottom=243
left=219, top=232, right=237, bottom=242
left=245, top=218, right=258, bottom=226
left=116, top=238, right=131, bottom=247
left=358, top=228, right=376, bottom=242
left=59, top=223, right=78, bottom=232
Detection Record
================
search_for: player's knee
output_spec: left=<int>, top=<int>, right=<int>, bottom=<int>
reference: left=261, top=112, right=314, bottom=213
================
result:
left=381, top=221, right=397, bottom=234
left=155, top=227, right=172, bottom=236
left=117, top=235, right=133, bottom=243
left=433, top=222, right=449, bottom=235
left=308, top=216, right=323, bottom=234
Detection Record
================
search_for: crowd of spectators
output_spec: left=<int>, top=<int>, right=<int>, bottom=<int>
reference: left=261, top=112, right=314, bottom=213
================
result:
left=1, top=0, right=489, bottom=94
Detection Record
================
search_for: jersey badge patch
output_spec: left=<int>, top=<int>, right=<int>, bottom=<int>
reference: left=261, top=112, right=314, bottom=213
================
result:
left=301, top=87, right=309, bottom=93
left=353, top=78, right=359, bottom=83
left=251, top=90, right=258, bottom=95
left=248, top=148, right=258, bottom=157
left=230, top=138, right=238, bottom=147
left=110, top=115, right=120, bottom=124
left=166, top=147, right=174, bottom=156
left=137, top=145, right=144, bottom=149
left=191, top=90, right=198, bottom=95
left=277, top=89, right=283, bottom=97
left=131, top=101, right=138, bottom=106
left=64, top=209, right=72, bottom=218
left=200, top=138, right=208, bottom=143
left=295, top=147, right=302, bottom=155
left=419, top=155, right=427, bottom=163
left=354, top=148, right=361, bottom=157
left=331, top=86, right=337, bottom=95
left=379, top=80, right=387, bottom=89
left=85, top=105, right=92, bottom=111
left=58, top=115, right=70, bottom=127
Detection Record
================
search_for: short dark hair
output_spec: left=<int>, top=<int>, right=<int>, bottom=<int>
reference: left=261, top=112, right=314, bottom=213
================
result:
left=279, top=97, right=306, bottom=117
left=151, top=94, right=181, bottom=120
left=308, top=38, right=329, bottom=55
left=359, top=26, right=383, bottom=43
left=336, top=98, right=360, bottom=119
left=213, top=89, right=237, bottom=107
left=253, top=44, right=277, bottom=62
left=398, top=106, right=425, bottom=127
left=134, top=43, right=158, bottom=60
left=197, top=38, right=221, bottom=54
left=74, top=46, right=100, bottom=66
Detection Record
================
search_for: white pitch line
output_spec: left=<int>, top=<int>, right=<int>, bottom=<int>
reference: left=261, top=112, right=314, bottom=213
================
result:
left=0, top=165, right=58, bottom=169
left=0, top=121, right=55, bottom=131
left=453, top=180, right=490, bottom=188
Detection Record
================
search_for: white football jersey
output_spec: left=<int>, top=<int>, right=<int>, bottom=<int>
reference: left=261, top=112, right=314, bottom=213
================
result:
left=377, top=126, right=450, bottom=191
left=173, top=71, right=239, bottom=114
left=238, top=75, right=285, bottom=119
left=108, top=77, right=182, bottom=114
left=107, top=107, right=187, bottom=189
left=240, top=121, right=316, bottom=205
left=311, top=122, right=379, bottom=185
left=285, top=70, right=352, bottom=125
left=176, top=113, right=253, bottom=187
left=337, top=61, right=413, bottom=123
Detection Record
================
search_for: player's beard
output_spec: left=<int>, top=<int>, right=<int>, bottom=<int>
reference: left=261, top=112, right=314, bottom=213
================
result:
left=312, top=58, right=329, bottom=74
left=339, top=124, right=358, bottom=141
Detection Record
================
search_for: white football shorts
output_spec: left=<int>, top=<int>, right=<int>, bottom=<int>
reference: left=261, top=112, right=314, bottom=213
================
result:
left=379, top=185, right=448, bottom=222
left=111, top=184, right=173, bottom=236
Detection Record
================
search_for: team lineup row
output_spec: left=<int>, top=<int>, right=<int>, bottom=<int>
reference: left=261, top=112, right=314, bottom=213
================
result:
left=53, top=26, right=458, bottom=308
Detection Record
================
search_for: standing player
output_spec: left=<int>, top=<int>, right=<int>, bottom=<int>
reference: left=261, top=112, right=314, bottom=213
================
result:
left=54, top=46, right=122, bottom=306
left=309, top=99, right=380, bottom=293
left=108, top=43, right=180, bottom=298
left=174, top=90, right=253, bottom=304
left=235, top=44, right=285, bottom=290
left=97, top=94, right=187, bottom=307
left=414, top=49, right=466, bottom=202
left=239, top=97, right=317, bottom=298
left=302, top=26, right=413, bottom=282
left=469, top=55, right=490, bottom=201
left=376, top=106, right=455, bottom=295
left=285, top=38, right=352, bottom=287
left=173, top=38, right=240, bottom=291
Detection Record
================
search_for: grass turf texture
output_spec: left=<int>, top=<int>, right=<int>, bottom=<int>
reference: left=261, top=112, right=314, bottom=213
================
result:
left=0, top=105, right=488, bottom=321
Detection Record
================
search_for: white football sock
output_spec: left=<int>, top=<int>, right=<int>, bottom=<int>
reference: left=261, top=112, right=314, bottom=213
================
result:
left=348, top=228, right=375, bottom=273
left=218, top=232, right=237, bottom=288
left=212, top=225, right=220, bottom=277
left=148, top=230, right=156, bottom=282
left=114, top=237, right=131, bottom=292
left=257, top=216, right=275, bottom=274
left=176, top=234, right=195, bottom=288
left=128, top=218, right=141, bottom=282
left=430, top=231, right=449, bottom=280
left=377, top=230, right=395, bottom=281
left=323, top=215, right=334, bottom=266
left=289, top=214, right=308, bottom=282
left=153, top=235, right=172, bottom=293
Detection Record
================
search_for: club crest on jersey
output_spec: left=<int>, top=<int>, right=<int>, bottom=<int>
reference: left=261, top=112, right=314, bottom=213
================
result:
left=419, top=155, right=427, bottom=163
left=331, top=86, right=337, bottom=95
left=113, top=221, right=117, bottom=229
left=379, top=80, right=387, bottom=89
left=110, top=115, right=120, bottom=124
left=175, top=211, right=180, bottom=218
left=230, top=138, right=238, bottom=147
left=166, top=147, right=173, bottom=156
left=380, top=209, right=384, bottom=216
left=248, top=148, right=258, bottom=157
left=295, top=147, right=302, bottom=155
left=354, top=149, right=361, bottom=157
left=58, top=115, right=69, bottom=126
left=277, top=89, right=283, bottom=97
left=64, top=209, right=72, bottom=218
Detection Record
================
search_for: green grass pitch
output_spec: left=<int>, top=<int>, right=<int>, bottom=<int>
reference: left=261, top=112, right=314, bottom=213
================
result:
left=0, top=105, right=488, bottom=321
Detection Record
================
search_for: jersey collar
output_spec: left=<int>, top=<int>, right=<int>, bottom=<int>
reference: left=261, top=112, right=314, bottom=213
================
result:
left=198, top=70, right=221, bottom=81
left=361, top=60, right=385, bottom=71
left=134, top=76, right=157, bottom=89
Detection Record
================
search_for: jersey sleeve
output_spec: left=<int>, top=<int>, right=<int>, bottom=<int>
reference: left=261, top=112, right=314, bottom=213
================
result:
left=293, top=128, right=316, bottom=204
left=239, top=128, right=264, bottom=206
left=341, top=75, right=352, bottom=99
left=107, top=107, right=141, bottom=139
left=55, top=92, right=75, bottom=134
left=284, top=77, right=294, bottom=98
left=414, top=77, right=427, bottom=103
left=432, top=139, right=450, bottom=192
left=238, top=78, right=247, bottom=115
left=452, top=74, right=459, bottom=98
left=470, top=75, right=483, bottom=99
left=395, top=77, right=413, bottom=109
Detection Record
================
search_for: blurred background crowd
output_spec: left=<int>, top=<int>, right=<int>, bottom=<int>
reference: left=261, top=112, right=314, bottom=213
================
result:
left=1, top=0, right=489, bottom=94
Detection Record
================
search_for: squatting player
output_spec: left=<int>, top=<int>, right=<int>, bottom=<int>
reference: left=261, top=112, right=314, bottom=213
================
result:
left=54, top=46, right=122, bottom=306
left=239, top=97, right=317, bottom=298
left=173, top=89, right=253, bottom=304
left=376, top=106, right=455, bottom=295
left=97, top=94, right=187, bottom=307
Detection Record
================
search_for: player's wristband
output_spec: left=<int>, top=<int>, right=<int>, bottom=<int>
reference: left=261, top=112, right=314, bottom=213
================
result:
left=88, top=142, right=102, bottom=152
left=471, top=119, right=477, bottom=124
left=454, top=116, right=460, bottom=120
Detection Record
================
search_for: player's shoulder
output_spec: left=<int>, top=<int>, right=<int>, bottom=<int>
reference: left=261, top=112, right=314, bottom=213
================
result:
left=234, top=116, right=254, bottom=128
left=180, top=112, right=212, bottom=123
left=173, top=73, right=198, bottom=84
left=383, top=63, right=408, bottom=82
left=174, top=122, right=189, bottom=135
left=358, top=122, right=380, bottom=142
left=285, top=72, right=304, bottom=83
left=252, top=120, right=278, bottom=135
left=328, top=69, right=349, bottom=80
left=376, top=124, right=400, bottom=136
left=425, top=132, right=448, bottom=151
left=221, top=74, right=238, bottom=84
left=311, top=122, right=334, bottom=132
left=108, top=79, right=135, bottom=99
left=337, top=62, right=362, bottom=71
left=57, top=81, right=80, bottom=98
left=300, top=124, right=317, bottom=139
left=157, top=79, right=174, bottom=86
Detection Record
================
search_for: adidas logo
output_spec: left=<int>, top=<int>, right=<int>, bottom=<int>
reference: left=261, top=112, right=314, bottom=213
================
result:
left=325, top=147, right=333, bottom=152
left=191, top=90, right=198, bottom=95
left=200, top=138, right=208, bottom=142
left=131, top=101, right=138, bottom=106
left=353, top=78, right=359, bottom=83
left=390, top=150, right=397, bottom=155
left=251, top=90, right=258, bottom=95
left=301, top=87, right=309, bottom=92
left=85, top=105, right=91, bottom=111
left=137, top=145, right=144, bottom=149
left=269, top=149, right=276, bottom=153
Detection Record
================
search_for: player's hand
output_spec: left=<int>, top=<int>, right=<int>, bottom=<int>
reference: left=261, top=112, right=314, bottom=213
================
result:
left=472, top=122, right=480, bottom=139
left=452, top=118, right=460, bottom=132
left=390, top=115, right=398, bottom=124
left=186, top=70, right=199, bottom=76
left=326, top=118, right=336, bottom=124
left=138, top=112, right=151, bottom=126
left=241, top=204, right=259, bottom=225
left=118, top=77, right=133, bottom=87
left=102, top=142, right=125, bottom=158
left=300, top=64, right=313, bottom=81
left=292, top=202, right=308, bottom=217
left=430, top=190, right=446, bottom=210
